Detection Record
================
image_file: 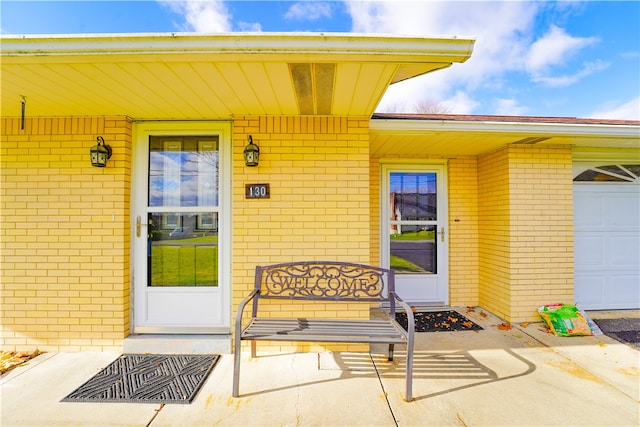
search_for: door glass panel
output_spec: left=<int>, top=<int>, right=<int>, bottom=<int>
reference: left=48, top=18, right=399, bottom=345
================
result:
left=147, top=135, right=220, bottom=288
left=390, top=225, right=437, bottom=274
left=389, top=173, right=437, bottom=221
left=389, top=172, right=437, bottom=275
left=148, top=212, right=219, bottom=287
left=149, top=136, right=219, bottom=207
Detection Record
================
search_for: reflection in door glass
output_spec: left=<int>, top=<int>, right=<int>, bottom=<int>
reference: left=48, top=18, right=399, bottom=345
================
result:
left=147, top=212, right=219, bottom=286
left=148, top=137, right=219, bottom=207
left=389, top=173, right=436, bottom=221
left=389, top=172, right=438, bottom=274
left=390, top=225, right=437, bottom=274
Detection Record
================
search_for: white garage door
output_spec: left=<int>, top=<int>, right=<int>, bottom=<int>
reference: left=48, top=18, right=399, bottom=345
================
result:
left=574, top=170, right=640, bottom=309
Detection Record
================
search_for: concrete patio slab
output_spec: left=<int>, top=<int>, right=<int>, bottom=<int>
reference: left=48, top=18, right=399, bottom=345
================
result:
left=1, top=352, right=158, bottom=427
left=1, top=308, right=638, bottom=427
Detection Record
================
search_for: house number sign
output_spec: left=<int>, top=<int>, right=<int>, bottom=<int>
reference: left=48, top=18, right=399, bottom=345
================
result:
left=245, top=183, right=270, bottom=199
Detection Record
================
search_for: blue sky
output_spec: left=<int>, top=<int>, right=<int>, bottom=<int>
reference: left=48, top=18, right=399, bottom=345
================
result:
left=1, top=1, right=638, bottom=120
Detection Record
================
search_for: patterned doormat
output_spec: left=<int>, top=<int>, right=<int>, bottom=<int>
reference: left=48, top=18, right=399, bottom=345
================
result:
left=62, top=354, right=219, bottom=404
left=396, top=310, right=483, bottom=332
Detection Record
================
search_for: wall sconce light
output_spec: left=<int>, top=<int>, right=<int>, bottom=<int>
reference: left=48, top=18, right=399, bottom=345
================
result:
left=243, top=135, right=260, bottom=167
left=90, top=136, right=112, bottom=167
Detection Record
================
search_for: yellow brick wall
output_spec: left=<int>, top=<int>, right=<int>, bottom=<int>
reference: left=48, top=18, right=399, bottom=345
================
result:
left=509, top=145, right=574, bottom=320
left=448, top=157, right=480, bottom=306
left=478, top=145, right=574, bottom=322
left=232, top=116, right=371, bottom=352
left=1, top=117, right=131, bottom=352
left=478, top=147, right=512, bottom=319
left=0, top=112, right=576, bottom=351
left=369, top=160, right=381, bottom=268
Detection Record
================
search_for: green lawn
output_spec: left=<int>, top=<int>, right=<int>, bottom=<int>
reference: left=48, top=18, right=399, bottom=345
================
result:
left=390, top=229, right=435, bottom=241
left=390, top=255, right=424, bottom=273
left=151, top=241, right=218, bottom=286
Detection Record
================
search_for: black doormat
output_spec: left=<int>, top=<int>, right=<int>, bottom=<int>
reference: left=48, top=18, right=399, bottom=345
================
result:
left=396, top=310, right=483, bottom=332
left=62, top=354, right=219, bottom=404
left=593, top=318, right=640, bottom=350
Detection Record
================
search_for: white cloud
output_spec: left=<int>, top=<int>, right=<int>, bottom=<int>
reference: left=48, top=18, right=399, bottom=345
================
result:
left=160, top=0, right=232, bottom=32
left=376, top=73, right=451, bottom=113
left=532, top=59, right=609, bottom=87
left=589, top=97, right=640, bottom=120
left=346, top=2, right=613, bottom=115
left=376, top=74, right=480, bottom=115
left=238, top=21, right=262, bottom=32
left=284, top=2, right=333, bottom=21
left=524, top=24, right=605, bottom=87
left=526, top=25, right=599, bottom=74
left=441, top=91, right=480, bottom=115
left=345, top=1, right=540, bottom=113
left=494, top=98, right=528, bottom=116
left=620, top=51, right=639, bottom=60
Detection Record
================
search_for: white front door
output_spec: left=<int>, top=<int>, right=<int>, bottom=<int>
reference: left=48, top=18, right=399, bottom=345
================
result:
left=132, top=122, right=231, bottom=333
left=381, top=163, right=449, bottom=305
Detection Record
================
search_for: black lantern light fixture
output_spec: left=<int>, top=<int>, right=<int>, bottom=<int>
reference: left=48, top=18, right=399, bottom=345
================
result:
left=90, top=136, right=112, bottom=167
left=243, top=135, right=260, bottom=167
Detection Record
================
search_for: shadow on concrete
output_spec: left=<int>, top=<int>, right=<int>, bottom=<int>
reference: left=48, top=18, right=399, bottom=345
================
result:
left=238, top=348, right=535, bottom=402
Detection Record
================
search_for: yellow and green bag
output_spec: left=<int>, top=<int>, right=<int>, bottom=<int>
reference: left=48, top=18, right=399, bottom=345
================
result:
left=537, top=303, right=593, bottom=336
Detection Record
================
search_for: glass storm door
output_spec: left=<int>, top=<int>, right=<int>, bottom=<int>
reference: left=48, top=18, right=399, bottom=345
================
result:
left=133, top=123, right=230, bottom=333
left=382, top=164, right=448, bottom=305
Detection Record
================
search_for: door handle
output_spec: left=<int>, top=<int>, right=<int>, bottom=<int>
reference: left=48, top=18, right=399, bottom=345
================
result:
left=136, top=216, right=147, bottom=238
left=439, top=227, right=445, bottom=242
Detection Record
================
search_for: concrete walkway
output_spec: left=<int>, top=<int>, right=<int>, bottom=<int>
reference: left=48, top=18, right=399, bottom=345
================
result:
left=1, top=309, right=638, bottom=426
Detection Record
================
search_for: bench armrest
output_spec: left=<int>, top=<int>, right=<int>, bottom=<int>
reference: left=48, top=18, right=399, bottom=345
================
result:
left=389, top=291, right=415, bottom=335
left=235, top=288, right=260, bottom=335
left=390, top=291, right=415, bottom=401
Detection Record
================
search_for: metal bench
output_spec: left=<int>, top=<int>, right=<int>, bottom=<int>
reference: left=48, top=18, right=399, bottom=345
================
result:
left=232, top=261, right=415, bottom=401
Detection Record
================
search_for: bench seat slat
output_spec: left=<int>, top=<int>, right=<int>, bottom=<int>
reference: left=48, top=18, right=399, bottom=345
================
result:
left=242, top=318, right=405, bottom=330
left=241, top=335, right=406, bottom=343
left=241, top=318, right=407, bottom=343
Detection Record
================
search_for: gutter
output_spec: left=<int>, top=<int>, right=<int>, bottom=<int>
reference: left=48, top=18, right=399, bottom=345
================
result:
left=369, top=117, right=640, bottom=139
left=0, top=32, right=475, bottom=63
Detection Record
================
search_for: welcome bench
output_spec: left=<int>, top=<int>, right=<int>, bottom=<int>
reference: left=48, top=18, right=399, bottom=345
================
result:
left=232, top=261, right=415, bottom=401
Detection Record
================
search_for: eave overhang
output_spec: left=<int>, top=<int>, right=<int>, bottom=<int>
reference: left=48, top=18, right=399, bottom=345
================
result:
left=370, top=114, right=640, bottom=156
left=0, top=32, right=475, bottom=119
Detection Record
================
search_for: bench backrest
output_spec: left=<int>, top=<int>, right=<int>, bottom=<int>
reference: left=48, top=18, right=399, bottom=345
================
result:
left=255, top=261, right=395, bottom=302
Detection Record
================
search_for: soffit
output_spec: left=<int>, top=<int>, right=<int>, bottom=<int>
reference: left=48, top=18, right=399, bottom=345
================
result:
left=0, top=33, right=474, bottom=119
left=370, top=115, right=640, bottom=157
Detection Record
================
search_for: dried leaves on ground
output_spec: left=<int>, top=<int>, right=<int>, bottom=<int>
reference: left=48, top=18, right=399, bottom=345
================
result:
left=497, top=322, right=513, bottom=331
left=1, top=350, right=41, bottom=375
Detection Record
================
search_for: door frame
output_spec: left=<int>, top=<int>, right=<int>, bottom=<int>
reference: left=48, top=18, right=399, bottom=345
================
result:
left=131, top=121, right=232, bottom=334
left=380, top=160, right=449, bottom=305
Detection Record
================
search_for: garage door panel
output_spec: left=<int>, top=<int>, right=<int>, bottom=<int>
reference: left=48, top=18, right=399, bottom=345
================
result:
left=610, top=235, right=640, bottom=266
left=574, top=235, right=605, bottom=268
left=574, top=196, right=604, bottom=228
left=607, top=196, right=639, bottom=228
left=574, top=275, right=605, bottom=306
left=606, top=275, right=640, bottom=305
left=574, top=184, right=640, bottom=310
left=575, top=273, right=639, bottom=309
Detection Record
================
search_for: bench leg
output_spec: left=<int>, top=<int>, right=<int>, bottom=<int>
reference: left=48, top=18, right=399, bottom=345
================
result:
left=388, top=343, right=394, bottom=361
left=405, top=340, right=414, bottom=402
left=232, top=338, right=242, bottom=397
left=251, top=340, right=257, bottom=358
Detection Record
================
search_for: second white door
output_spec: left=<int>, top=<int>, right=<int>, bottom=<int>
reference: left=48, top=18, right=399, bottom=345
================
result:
left=381, top=163, right=448, bottom=305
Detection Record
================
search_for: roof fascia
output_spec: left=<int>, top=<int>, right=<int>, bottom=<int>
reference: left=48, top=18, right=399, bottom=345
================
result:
left=1, top=32, right=475, bottom=63
left=369, top=118, right=640, bottom=138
